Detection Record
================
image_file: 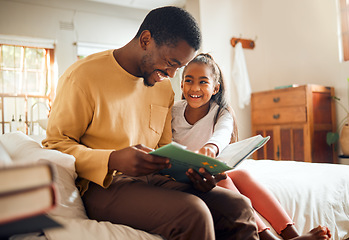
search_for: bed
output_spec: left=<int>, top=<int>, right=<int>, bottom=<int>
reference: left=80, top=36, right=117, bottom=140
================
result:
left=1, top=132, right=348, bottom=240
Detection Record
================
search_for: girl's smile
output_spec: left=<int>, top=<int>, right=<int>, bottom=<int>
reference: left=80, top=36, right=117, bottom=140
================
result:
left=189, top=94, right=202, bottom=99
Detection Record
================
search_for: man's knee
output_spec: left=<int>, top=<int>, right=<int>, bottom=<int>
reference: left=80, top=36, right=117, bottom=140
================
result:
left=235, top=193, right=253, bottom=208
left=218, top=189, right=255, bottom=219
left=178, top=194, right=213, bottom=224
left=236, top=194, right=254, bottom=214
left=166, top=194, right=215, bottom=239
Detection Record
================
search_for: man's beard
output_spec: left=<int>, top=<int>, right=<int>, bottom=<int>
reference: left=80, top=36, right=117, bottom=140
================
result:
left=140, top=54, right=156, bottom=87
left=143, top=75, right=154, bottom=87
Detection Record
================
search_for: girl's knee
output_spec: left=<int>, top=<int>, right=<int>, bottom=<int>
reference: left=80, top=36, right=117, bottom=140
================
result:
left=227, top=169, right=252, bottom=182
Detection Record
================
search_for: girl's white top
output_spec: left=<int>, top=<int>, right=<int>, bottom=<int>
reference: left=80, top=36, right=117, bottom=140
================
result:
left=171, top=100, right=234, bottom=154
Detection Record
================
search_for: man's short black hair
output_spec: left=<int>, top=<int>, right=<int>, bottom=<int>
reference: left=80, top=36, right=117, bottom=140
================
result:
left=135, top=6, right=201, bottom=51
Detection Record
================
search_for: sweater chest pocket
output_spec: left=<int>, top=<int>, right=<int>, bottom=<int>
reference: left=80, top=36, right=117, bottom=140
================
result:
left=149, top=104, right=169, bottom=135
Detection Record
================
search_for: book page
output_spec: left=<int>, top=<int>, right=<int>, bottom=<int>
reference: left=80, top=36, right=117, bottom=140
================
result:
left=150, top=135, right=269, bottom=183
left=217, top=135, right=270, bottom=167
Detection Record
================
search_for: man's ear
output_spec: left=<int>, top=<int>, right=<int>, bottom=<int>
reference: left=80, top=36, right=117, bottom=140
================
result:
left=213, top=83, right=220, bottom=95
left=139, top=30, right=152, bottom=50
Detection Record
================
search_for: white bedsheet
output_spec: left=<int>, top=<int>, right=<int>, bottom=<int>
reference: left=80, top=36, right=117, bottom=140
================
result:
left=1, top=132, right=348, bottom=240
left=237, top=160, right=349, bottom=240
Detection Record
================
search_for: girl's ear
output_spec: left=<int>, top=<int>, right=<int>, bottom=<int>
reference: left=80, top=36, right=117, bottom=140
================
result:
left=180, top=80, right=184, bottom=89
left=139, top=30, right=151, bottom=50
left=213, top=83, right=220, bottom=95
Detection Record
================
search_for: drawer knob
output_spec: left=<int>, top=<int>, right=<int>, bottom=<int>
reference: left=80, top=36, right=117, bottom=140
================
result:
left=273, top=97, right=280, bottom=103
left=273, top=114, right=280, bottom=119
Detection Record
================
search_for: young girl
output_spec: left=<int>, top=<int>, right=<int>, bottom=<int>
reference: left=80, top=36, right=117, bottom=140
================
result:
left=171, top=53, right=331, bottom=240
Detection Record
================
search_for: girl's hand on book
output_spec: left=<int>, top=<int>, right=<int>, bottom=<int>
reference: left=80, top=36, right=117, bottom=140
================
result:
left=198, top=144, right=218, bottom=158
left=186, top=168, right=227, bottom=192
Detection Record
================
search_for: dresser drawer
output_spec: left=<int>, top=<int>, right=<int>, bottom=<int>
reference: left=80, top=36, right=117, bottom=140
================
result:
left=252, top=106, right=307, bottom=125
left=252, top=88, right=306, bottom=110
left=251, top=85, right=336, bottom=163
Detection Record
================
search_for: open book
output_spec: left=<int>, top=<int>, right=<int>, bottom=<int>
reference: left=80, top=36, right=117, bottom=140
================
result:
left=150, top=135, right=270, bottom=183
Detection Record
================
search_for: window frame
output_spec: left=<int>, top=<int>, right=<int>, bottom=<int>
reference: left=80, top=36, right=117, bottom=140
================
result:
left=0, top=36, right=55, bottom=134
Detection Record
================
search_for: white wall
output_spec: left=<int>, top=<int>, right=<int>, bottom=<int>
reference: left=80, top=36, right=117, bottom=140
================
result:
left=198, top=0, right=349, bottom=141
left=0, top=0, right=148, bottom=77
left=1, top=0, right=348, bottom=144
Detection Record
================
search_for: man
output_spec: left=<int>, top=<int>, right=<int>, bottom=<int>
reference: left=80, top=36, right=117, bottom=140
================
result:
left=43, top=6, right=258, bottom=240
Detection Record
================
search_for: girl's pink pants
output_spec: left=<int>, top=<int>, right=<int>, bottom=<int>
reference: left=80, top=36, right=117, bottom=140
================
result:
left=217, top=169, right=294, bottom=234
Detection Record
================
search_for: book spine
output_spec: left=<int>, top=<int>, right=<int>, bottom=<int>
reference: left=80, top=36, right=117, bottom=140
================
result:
left=0, top=162, right=55, bottom=195
left=0, top=184, right=57, bottom=225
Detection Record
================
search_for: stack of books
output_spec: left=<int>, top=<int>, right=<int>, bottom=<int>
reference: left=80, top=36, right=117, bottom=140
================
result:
left=0, top=162, right=61, bottom=238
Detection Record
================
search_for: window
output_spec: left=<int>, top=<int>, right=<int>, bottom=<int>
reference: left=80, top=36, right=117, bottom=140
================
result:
left=0, top=45, right=53, bottom=95
left=0, top=44, right=55, bottom=134
left=340, top=0, right=349, bottom=61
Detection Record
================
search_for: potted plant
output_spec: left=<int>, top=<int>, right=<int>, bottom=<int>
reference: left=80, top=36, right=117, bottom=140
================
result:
left=327, top=96, right=349, bottom=156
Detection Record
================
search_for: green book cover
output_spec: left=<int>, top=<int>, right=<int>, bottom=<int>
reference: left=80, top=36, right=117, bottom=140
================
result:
left=150, top=135, right=270, bottom=183
left=150, top=142, right=231, bottom=183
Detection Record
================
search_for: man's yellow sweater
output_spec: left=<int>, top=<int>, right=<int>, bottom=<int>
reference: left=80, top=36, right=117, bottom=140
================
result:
left=43, top=50, right=174, bottom=194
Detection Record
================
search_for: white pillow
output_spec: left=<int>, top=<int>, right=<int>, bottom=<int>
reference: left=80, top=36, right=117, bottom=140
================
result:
left=0, top=132, right=87, bottom=219
left=0, top=141, right=12, bottom=166
left=0, top=132, right=74, bottom=168
left=0, top=132, right=163, bottom=240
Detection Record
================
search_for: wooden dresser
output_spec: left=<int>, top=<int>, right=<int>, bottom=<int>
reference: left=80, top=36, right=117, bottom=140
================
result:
left=251, top=84, right=337, bottom=163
